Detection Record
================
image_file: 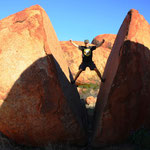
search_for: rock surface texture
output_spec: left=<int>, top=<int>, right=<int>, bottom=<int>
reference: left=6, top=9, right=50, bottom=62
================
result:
left=60, top=41, right=110, bottom=84
left=0, top=5, right=87, bottom=146
left=92, top=9, right=150, bottom=147
left=92, top=34, right=116, bottom=49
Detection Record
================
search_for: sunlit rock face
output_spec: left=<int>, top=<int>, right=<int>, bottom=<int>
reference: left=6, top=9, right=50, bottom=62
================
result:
left=92, top=34, right=116, bottom=49
left=93, top=9, right=150, bottom=147
left=0, top=5, right=87, bottom=146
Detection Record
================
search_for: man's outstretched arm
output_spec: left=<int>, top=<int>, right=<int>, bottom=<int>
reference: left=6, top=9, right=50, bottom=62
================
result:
left=95, top=39, right=105, bottom=48
left=70, top=39, right=79, bottom=48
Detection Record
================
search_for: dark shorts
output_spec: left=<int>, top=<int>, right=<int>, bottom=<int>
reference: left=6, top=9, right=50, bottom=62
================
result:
left=79, top=61, right=96, bottom=71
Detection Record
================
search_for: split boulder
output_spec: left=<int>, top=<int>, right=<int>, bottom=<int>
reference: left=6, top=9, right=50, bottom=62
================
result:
left=0, top=5, right=87, bottom=146
left=93, top=9, right=150, bottom=147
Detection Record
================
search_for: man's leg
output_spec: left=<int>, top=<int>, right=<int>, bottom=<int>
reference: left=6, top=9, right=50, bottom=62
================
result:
left=74, top=69, right=83, bottom=81
left=71, top=69, right=83, bottom=84
left=94, top=68, right=105, bottom=82
left=88, top=61, right=105, bottom=83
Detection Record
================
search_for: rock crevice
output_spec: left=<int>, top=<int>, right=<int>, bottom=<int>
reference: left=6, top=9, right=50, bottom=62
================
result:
left=0, top=5, right=150, bottom=148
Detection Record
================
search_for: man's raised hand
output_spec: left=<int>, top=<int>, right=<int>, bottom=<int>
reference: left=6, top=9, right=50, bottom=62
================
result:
left=69, top=40, right=79, bottom=48
left=102, top=39, right=105, bottom=43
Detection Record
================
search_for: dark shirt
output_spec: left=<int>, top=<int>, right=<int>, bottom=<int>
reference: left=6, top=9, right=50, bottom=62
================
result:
left=78, top=46, right=96, bottom=62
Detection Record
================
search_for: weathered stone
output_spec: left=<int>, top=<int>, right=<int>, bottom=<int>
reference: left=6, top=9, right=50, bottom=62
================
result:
left=0, top=5, right=87, bottom=146
left=86, top=96, right=96, bottom=105
left=92, top=34, right=116, bottom=49
left=60, top=41, right=110, bottom=84
left=93, top=9, right=150, bottom=147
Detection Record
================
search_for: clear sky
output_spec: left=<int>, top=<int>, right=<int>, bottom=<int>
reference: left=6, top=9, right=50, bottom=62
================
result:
left=0, top=0, right=149, bottom=42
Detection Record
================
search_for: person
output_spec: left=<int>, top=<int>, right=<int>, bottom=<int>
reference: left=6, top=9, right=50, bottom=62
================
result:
left=70, top=39, right=106, bottom=84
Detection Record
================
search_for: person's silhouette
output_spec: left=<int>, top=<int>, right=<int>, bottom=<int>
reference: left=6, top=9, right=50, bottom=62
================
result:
left=70, top=39, right=106, bottom=84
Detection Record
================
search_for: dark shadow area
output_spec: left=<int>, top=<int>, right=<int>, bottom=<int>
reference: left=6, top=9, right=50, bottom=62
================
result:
left=92, top=40, right=150, bottom=148
left=0, top=54, right=88, bottom=146
left=51, top=55, right=88, bottom=133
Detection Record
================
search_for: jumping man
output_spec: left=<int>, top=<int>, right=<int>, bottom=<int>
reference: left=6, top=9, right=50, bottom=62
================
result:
left=70, top=39, right=106, bottom=84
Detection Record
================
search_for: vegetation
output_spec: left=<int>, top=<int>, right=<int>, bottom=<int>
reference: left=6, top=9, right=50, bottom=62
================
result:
left=77, top=82, right=99, bottom=100
left=128, top=128, right=150, bottom=149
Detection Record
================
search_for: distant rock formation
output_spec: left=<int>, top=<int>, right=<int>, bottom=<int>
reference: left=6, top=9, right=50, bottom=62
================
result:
left=60, top=41, right=110, bottom=84
left=92, top=34, right=116, bottom=49
left=92, top=9, right=150, bottom=147
left=0, top=5, right=87, bottom=146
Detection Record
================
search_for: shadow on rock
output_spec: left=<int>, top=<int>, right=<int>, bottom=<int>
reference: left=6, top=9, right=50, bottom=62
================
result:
left=0, top=54, right=88, bottom=146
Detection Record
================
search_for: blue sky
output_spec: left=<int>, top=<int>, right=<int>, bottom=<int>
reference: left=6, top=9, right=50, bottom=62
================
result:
left=0, top=0, right=149, bottom=42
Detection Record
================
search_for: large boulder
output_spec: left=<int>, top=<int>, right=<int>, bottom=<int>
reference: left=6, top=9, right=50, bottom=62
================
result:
left=0, top=5, right=87, bottom=146
left=92, top=34, right=116, bottom=49
left=60, top=41, right=110, bottom=84
left=92, top=9, right=150, bottom=147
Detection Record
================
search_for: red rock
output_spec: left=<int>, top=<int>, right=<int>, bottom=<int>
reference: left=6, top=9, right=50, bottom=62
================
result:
left=0, top=5, right=87, bottom=146
left=92, top=34, right=116, bottom=49
left=86, top=96, right=96, bottom=105
left=93, top=9, right=150, bottom=147
left=60, top=41, right=110, bottom=84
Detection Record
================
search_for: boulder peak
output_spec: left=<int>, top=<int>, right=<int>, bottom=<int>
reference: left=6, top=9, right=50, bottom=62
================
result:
left=0, top=5, right=87, bottom=146
left=92, top=8, right=150, bottom=147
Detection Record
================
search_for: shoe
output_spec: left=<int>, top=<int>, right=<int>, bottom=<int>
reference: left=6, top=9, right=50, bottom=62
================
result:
left=71, top=80, right=75, bottom=84
left=101, top=78, right=106, bottom=83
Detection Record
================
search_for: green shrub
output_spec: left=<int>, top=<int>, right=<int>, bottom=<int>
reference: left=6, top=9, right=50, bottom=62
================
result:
left=129, top=128, right=150, bottom=149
